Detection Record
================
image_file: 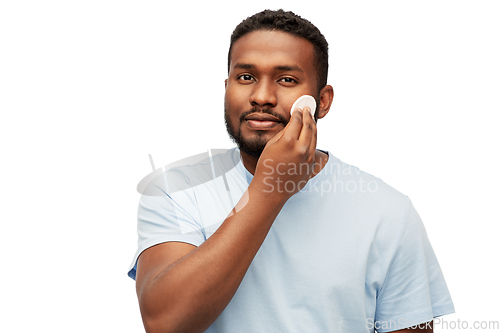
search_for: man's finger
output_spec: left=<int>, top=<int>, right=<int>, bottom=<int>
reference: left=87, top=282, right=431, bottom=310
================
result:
left=282, top=109, right=304, bottom=140
left=298, top=107, right=316, bottom=152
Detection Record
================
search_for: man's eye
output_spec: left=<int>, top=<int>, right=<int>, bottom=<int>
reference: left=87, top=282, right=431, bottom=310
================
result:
left=238, top=74, right=254, bottom=82
left=280, top=77, right=297, bottom=84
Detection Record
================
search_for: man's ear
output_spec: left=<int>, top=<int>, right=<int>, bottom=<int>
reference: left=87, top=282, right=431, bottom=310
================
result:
left=317, top=85, right=333, bottom=119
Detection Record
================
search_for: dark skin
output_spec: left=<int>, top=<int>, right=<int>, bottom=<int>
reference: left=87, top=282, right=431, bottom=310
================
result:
left=223, top=30, right=332, bottom=175
left=135, top=30, right=432, bottom=333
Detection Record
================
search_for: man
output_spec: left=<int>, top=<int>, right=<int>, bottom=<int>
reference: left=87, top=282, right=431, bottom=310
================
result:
left=128, top=9, right=454, bottom=333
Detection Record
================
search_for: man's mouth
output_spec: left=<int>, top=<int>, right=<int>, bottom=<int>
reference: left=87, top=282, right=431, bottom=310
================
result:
left=246, top=119, right=281, bottom=129
left=244, top=113, right=283, bottom=130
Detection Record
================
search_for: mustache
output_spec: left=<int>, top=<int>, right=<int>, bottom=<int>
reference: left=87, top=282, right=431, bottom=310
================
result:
left=239, top=107, right=289, bottom=125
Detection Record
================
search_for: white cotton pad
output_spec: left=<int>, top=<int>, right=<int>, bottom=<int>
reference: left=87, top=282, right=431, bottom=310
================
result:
left=290, top=95, right=316, bottom=116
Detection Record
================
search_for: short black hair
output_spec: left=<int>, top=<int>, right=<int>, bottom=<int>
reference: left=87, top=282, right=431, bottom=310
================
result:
left=228, top=9, right=329, bottom=92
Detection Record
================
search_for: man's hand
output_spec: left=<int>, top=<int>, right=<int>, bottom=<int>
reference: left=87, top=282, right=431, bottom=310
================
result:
left=252, top=107, right=317, bottom=202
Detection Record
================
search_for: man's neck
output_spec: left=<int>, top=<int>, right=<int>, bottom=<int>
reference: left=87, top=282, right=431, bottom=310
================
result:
left=240, top=149, right=329, bottom=178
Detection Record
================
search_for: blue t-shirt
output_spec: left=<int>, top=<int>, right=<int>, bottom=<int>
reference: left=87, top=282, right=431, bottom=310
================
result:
left=129, top=148, right=454, bottom=332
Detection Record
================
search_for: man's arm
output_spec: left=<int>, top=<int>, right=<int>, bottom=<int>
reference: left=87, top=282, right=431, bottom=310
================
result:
left=135, top=109, right=317, bottom=333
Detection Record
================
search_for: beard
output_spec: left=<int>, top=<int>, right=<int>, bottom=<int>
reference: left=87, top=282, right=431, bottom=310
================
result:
left=224, top=105, right=288, bottom=157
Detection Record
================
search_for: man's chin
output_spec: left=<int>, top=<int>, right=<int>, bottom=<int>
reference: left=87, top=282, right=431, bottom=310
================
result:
left=238, top=145, right=264, bottom=157
left=225, top=118, right=274, bottom=157
left=236, top=137, right=268, bottom=157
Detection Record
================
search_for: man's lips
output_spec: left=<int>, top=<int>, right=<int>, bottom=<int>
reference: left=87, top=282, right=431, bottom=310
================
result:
left=246, top=120, right=281, bottom=129
left=244, top=114, right=282, bottom=130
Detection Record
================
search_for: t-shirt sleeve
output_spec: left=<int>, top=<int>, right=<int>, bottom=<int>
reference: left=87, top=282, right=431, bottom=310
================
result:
left=127, top=172, right=206, bottom=280
left=374, top=198, right=455, bottom=332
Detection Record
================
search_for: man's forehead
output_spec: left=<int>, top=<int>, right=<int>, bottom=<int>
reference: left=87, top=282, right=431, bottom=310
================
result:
left=232, top=63, right=305, bottom=73
left=229, top=30, right=315, bottom=72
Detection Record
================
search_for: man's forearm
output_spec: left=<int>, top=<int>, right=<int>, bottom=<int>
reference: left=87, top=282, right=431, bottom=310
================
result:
left=137, top=109, right=317, bottom=332
left=137, top=183, right=287, bottom=333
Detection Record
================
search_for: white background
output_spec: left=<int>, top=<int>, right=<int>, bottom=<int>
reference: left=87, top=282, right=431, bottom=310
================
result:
left=1, top=0, right=499, bottom=332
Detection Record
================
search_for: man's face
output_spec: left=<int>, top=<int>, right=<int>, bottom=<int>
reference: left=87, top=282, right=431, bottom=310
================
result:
left=225, top=30, right=319, bottom=157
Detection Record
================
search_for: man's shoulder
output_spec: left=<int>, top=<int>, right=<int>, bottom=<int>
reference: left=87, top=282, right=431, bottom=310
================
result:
left=138, top=148, right=243, bottom=196
left=318, top=152, right=409, bottom=208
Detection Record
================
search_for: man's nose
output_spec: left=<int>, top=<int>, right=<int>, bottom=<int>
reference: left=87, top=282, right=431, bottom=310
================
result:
left=249, top=80, right=277, bottom=107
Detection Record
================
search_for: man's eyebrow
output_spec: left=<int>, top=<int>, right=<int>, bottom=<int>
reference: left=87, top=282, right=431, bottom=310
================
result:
left=233, top=63, right=255, bottom=70
left=274, top=65, right=304, bottom=73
